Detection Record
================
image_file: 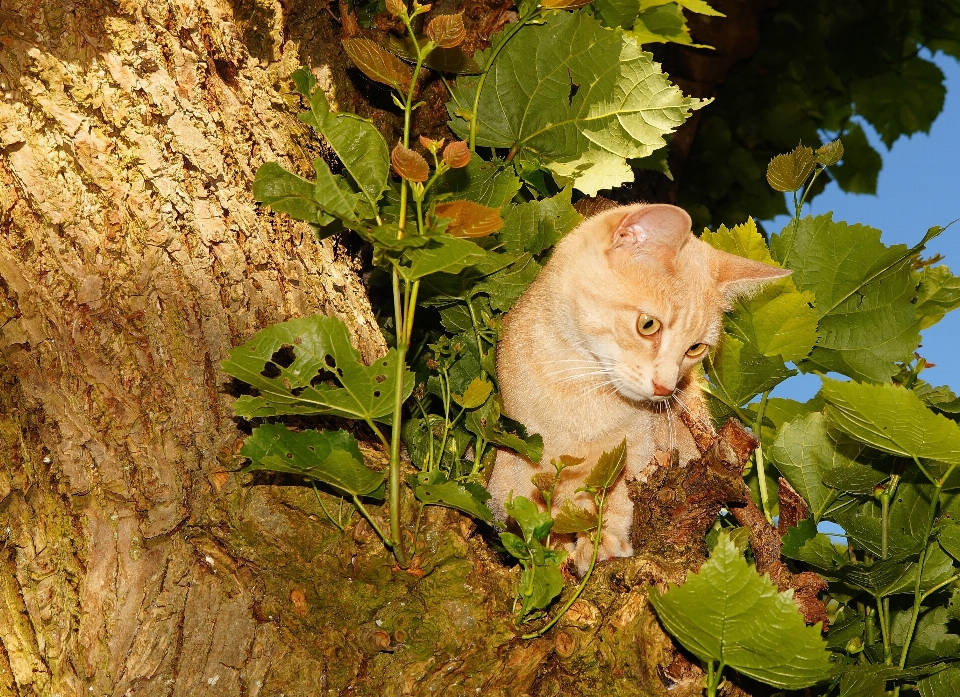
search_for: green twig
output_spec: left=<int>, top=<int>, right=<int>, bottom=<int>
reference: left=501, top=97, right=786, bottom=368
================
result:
left=753, top=390, right=773, bottom=524
left=352, top=494, right=393, bottom=549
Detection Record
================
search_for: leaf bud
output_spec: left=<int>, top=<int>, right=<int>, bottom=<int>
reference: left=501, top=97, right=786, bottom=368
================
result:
left=442, top=140, right=471, bottom=168
left=425, top=12, right=466, bottom=49
left=411, top=0, right=432, bottom=17
left=385, top=0, right=406, bottom=17
left=391, top=143, right=430, bottom=182
left=418, top=135, right=446, bottom=154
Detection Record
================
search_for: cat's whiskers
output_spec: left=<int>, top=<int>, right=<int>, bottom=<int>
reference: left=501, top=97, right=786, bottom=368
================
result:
left=670, top=392, right=712, bottom=431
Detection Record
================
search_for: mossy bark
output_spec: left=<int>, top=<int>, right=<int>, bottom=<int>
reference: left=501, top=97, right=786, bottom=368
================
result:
left=0, top=1, right=810, bottom=694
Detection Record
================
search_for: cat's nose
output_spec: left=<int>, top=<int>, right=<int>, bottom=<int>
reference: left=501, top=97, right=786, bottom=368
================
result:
left=653, top=383, right=673, bottom=396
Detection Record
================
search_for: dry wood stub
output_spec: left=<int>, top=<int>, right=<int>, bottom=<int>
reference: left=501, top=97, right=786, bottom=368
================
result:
left=0, top=0, right=384, bottom=693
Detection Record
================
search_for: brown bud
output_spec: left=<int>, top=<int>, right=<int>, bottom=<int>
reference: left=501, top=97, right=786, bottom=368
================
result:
left=385, top=0, right=405, bottom=16
left=289, top=588, right=308, bottom=616
left=442, top=140, right=471, bottom=168
left=425, top=12, right=466, bottom=49
left=391, top=143, right=430, bottom=182
left=419, top=135, right=445, bottom=154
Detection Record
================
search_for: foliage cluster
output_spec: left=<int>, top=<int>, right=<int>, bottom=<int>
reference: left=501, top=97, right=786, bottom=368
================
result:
left=220, top=0, right=960, bottom=693
left=676, top=0, right=960, bottom=230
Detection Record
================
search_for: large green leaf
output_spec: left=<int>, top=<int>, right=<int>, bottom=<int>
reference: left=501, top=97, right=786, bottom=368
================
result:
left=291, top=68, right=390, bottom=208
left=891, top=605, right=960, bottom=667
left=770, top=214, right=922, bottom=383
left=430, top=157, right=521, bottom=211
left=702, top=219, right=818, bottom=363
left=821, top=379, right=960, bottom=466
left=221, top=315, right=414, bottom=422
left=241, top=424, right=383, bottom=497
left=768, top=413, right=888, bottom=522
left=449, top=11, right=705, bottom=195
left=649, top=531, right=832, bottom=689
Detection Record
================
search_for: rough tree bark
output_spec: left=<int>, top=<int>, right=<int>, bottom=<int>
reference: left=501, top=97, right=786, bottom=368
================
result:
left=0, top=0, right=819, bottom=695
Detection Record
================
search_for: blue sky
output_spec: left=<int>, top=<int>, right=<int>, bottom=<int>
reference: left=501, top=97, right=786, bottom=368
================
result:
left=767, top=51, right=960, bottom=403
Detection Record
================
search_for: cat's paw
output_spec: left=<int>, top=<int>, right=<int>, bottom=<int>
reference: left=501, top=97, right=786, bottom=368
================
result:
left=572, top=531, right=633, bottom=575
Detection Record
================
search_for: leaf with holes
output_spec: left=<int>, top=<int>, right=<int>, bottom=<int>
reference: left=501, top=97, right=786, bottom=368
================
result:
left=241, top=424, right=384, bottom=497
left=221, top=314, right=413, bottom=423
left=448, top=11, right=705, bottom=195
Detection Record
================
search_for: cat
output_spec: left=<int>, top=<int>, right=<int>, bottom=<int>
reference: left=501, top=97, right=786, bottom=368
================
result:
left=488, top=203, right=790, bottom=573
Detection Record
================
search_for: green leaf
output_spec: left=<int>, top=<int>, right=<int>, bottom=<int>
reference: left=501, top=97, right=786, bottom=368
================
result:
left=815, top=138, right=844, bottom=166
left=499, top=531, right=529, bottom=559
left=851, top=57, right=946, bottom=148
left=919, top=665, right=960, bottom=697
left=769, top=413, right=886, bottom=521
left=781, top=519, right=847, bottom=570
left=291, top=68, right=390, bottom=207
left=593, top=0, right=638, bottom=29
left=552, top=498, right=598, bottom=534
left=705, top=335, right=795, bottom=410
left=453, top=377, right=493, bottom=409
left=771, top=214, right=922, bottom=383
left=470, top=252, right=542, bottom=313
left=505, top=495, right=553, bottom=544
left=627, top=5, right=708, bottom=48
left=401, top=236, right=488, bottom=281
left=839, top=665, right=904, bottom=697
left=430, top=157, right=521, bottom=211
left=449, top=11, right=705, bottom=195
left=411, top=470, right=495, bottom=522
left=701, top=218, right=818, bottom=363
left=676, top=0, right=723, bottom=16
left=518, top=541, right=566, bottom=619
left=241, top=424, right=383, bottom=497
left=649, top=531, right=832, bottom=689
left=584, top=438, right=627, bottom=491
left=938, top=520, right=960, bottom=561
left=914, top=265, right=960, bottom=330
left=312, top=158, right=361, bottom=222
left=221, top=315, right=413, bottom=422
left=465, top=397, right=544, bottom=463
left=821, top=379, right=960, bottom=466
left=252, top=162, right=335, bottom=227
left=830, top=122, right=882, bottom=195
left=499, top=187, right=582, bottom=256
left=891, top=605, right=960, bottom=667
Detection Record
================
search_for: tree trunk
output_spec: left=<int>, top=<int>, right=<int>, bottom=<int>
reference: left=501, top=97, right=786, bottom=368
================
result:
left=0, top=0, right=389, bottom=693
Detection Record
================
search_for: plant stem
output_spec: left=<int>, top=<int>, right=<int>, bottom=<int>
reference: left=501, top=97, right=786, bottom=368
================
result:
left=352, top=494, right=393, bottom=549
left=875, top=595, right=892, bottom=665
left=312, top=482, right=345, bottom=531
left=897, top=462, right=957, bottom=669
left=468, top=9, right=540, bottom=150
left=753, top=390, right=773, bottom=524
left=522, top=489, right=607, bottom=639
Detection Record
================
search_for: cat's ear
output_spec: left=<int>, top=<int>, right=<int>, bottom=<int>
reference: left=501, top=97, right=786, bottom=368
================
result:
left=712, top=249, right=792, bottom=300
left=609, top=204, right=692, bottom=265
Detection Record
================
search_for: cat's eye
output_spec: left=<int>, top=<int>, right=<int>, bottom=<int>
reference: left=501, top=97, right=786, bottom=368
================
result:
left=637, top=314, right=661, bottom=336
left=686, top=343, right=708, bottom=358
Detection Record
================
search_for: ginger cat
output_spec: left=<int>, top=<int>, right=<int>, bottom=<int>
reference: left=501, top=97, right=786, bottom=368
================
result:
left=489, top=203, right=789, bottom=572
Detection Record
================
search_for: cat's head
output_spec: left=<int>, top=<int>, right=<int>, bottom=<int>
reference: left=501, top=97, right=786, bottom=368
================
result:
left=555, top=203, right=790, bottom=404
